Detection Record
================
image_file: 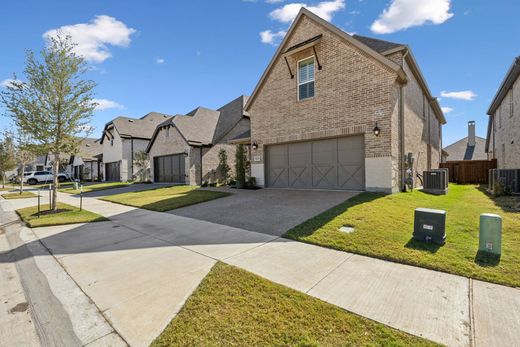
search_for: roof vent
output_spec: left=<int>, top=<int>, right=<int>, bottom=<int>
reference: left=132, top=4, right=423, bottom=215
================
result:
left=128, top=119, right=134, bottom=123
left=85, top=144, right=91, bottom=147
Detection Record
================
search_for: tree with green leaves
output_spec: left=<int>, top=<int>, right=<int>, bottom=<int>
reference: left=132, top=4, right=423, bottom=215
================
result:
left=14, top=129, right=37, bottom=194
left=0, top=132, right=17, bottom=189
left=235, top=144, right=246, bottom=189
left=1, top=34, right=97, bottom=211
left=217, top=149, right=230, bottom=184
left=134, top=150, right=150, bottom=182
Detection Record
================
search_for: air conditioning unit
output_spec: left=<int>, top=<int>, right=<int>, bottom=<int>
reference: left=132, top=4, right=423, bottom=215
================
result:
left=422, top=169, right=448, bottom=195
left=490, top=169, right=520, bottom=194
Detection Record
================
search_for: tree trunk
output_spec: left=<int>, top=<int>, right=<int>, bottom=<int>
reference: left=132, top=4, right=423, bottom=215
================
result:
left=19, top=165, right=25, bottom=194
left=52, top=153, right=59, bottom=211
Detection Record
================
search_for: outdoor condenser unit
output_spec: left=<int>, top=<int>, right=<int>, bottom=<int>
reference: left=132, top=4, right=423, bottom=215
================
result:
left=489, top=169, right=520, bottom=194
left=423, top=169, right=448, bottom=195
left=413, top=208, right=446, bottom=245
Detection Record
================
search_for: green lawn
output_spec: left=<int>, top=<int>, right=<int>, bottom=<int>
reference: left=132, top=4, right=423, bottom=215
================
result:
left=285, top=184, right=520, bottom=288
left=102, top=185, right=231, bottom=212
left=60, top=181, right=134, bottom=194
left=16, top=202, right=107, bottom=227
left=152, top=262, right=438, bottom=347
left=1, top=191, right=37, bottom=199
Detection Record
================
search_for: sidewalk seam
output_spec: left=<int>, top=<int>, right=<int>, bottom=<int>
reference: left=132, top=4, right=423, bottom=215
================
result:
left=469, top=278, right=476, bottom=347
left=305, top=253, right=355, bottom=294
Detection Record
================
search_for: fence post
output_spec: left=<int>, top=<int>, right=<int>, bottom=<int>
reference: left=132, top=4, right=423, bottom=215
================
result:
left=37, top=188, right=41, bottom=218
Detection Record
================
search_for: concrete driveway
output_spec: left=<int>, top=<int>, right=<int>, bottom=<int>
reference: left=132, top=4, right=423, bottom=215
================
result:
left=169, top=188, right=359, bottom=236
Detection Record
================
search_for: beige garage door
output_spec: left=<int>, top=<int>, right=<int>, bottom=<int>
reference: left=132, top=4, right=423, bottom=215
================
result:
left=266, top=136, right=365, bottom=190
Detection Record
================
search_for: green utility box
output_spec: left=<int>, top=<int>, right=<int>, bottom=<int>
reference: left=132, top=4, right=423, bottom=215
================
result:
left=479, top=213, right=502, bottom=255
left=413, top=208, right=446, bottom=245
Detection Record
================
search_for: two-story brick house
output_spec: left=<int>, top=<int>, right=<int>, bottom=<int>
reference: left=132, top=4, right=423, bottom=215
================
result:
left=245, top=8, right=445, bottom=193
left=486, top=57, right=520, bottom=168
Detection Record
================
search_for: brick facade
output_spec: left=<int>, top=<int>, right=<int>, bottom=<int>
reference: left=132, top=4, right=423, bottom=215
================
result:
left=248, top=12, right=443, bottom=192
left=488, top=75, right=520, bottom=169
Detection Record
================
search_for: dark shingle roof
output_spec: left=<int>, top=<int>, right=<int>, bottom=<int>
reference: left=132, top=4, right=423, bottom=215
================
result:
left=352, top=35, right=404, bottom=53
left=77, top=138, right=102, bottom=161
left=487, top=57, right=520, bottom=116
left=110, top=112, right=171, bottom=139
left=443, top=136, right=488, bottom=161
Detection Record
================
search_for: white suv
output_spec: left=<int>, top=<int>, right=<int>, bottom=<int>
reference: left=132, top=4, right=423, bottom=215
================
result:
left=23, top=171, right=70, bottom=185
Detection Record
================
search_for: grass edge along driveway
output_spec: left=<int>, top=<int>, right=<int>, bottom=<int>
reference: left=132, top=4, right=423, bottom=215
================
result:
left=152, top=262, right=438, bottom=347
left=285, top=184, right=520, bottom=288
left=101, top=185, right=231, bottom=212
left=60, top=181, right=134, bottom=194
left=16, top=202, right=107, bottom=227
left=1, top=191, right=37, bottom=199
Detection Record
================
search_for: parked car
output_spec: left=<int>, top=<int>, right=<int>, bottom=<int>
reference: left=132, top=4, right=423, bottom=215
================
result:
left=22, top=171, right=70, bottom=185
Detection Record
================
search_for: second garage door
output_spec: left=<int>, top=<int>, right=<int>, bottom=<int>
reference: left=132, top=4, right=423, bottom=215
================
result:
left=266, top=136, right=365, bottom=190
left=105, top=161, right=121, bottom=181
left=154, top=154, right=185, bottom=183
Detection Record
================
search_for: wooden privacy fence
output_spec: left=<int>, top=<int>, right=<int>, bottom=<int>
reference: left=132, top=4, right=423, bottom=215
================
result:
left=440, top=159, right=497, bottom=184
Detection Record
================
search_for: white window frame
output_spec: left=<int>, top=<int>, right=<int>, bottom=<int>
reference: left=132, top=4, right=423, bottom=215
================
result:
left=297, top=56, right=316, bottom=101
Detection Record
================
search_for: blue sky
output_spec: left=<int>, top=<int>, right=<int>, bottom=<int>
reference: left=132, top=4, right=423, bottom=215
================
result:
left=1, top=0, right=519, bottom=146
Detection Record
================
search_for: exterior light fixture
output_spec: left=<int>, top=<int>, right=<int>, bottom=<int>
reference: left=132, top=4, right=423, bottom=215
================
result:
left=373, top=122, right=381, bottom=137
left=252, top=142, right=258, bottom=150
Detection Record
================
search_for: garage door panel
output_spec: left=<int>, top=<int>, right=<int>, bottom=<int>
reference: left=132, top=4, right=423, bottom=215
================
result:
left=266, top=135, right=365, bottom=191
left=154, top=155, right=185, bottom=183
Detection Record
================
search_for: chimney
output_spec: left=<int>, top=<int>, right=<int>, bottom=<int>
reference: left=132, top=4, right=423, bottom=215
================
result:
left=468, top=121, right=476, bottom=147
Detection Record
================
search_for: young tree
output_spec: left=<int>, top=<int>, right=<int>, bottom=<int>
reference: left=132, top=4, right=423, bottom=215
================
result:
left=217, top=149, right=230, bottom=184
left=1, top=34, right=96, bottom=211
left=134, top=151, right=150, bottom=182
left=235, top=144, right=246, bottom=189
left=14, top=130, right=37, bottom=194
left=0, top=132, right=17, bottom=188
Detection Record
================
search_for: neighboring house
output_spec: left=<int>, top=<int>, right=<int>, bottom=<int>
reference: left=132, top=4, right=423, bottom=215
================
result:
left=146, top=95, right=249, bottom=185
left=27, top=155, right=49, bottom=171
left=245, top=8, right=445, bottom=193
left=69, top=138, right=103, bottom=181
left=486, top=56, right=520, bottom=169
left=443, top=121, right=487, bottom=162
left=100, top=112, right=170, bottom=181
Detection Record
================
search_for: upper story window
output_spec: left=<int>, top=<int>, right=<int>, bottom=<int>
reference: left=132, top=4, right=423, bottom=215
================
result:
left=110, top=138, right=114, bottom=146
left=166, top=127, right=170, bottom=137
left=298, top=57, right=315, bottom=101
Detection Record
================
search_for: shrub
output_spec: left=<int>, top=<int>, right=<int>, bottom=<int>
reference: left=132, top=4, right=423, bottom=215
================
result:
left=217, top=149, right=230, bottom=184
left=235, top=144, right=246, bottom=188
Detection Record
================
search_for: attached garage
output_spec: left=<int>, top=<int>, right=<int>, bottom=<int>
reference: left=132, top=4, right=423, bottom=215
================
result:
left=105, top=161, right=121, bottom=181
left=266, top=135, right=365, bottom=190
left=154, top=154, right=185, bottom=183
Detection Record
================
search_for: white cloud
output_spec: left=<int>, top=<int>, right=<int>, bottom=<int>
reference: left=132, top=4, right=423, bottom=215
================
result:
left=371, top=0, right=453, bottom=34
left=0, top=79, right=17, bottom=88
left=440, top=90, right=477, bottom=101
left=260, top=29, right=287, bottom=45
left=92, top=98, right=124, bottom=111
left=269, top=0, right=345, bottom=23
left=441, top=106, right=453, bottom=114
left=266, top=0, right=285, bottom=3
left=43, top=15, right=136, bottom=63
left=156, top=58, right=165, bottom=64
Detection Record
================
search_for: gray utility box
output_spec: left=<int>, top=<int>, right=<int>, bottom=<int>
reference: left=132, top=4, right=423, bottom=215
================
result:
left=413, top=208, right=446, bottom=244
left=479, top=213, right=502, bottom=255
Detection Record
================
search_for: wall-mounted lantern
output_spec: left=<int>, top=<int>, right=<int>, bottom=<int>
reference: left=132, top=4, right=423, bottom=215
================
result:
left=373, top=122, right=381, bottom=137
left=252, top=142, right=258, bottom=150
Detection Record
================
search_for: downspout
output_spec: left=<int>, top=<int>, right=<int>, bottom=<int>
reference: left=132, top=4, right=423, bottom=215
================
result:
left=399, top=49, right=410, bottom=192
left=199, top=147, right=203, bottom=185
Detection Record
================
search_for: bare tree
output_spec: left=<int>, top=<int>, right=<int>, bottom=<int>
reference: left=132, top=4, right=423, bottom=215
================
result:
left=133, top=151, right=150, bottom=182
left=1, top=34, right=96, bottom=211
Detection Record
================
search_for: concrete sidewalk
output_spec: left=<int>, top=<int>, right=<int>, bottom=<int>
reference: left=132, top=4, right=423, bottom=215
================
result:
left=3, top=192, right=520, bottom=346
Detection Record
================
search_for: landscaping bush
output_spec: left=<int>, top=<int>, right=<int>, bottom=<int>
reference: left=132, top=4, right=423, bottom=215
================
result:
left=217, top=149, right=230, bottom=185
left=235, top=144, right=246, bottom=188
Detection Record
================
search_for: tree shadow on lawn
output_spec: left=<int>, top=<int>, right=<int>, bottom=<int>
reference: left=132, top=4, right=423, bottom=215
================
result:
left=284, top=192, right=385, bottom=239
left=477, top=184, right=520, bottom=213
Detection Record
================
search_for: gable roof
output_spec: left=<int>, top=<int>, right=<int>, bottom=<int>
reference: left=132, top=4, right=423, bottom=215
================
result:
left=443, top=136, right=487, bottom=161
left=146, top=96, right=248, bottom=152
left=100, top=112, right=171, bottom=144
left=352, top=35, right=404, bottom=54
left=76, top=138, right=102, bottom=161
left=244, top=7, right=405, bottom=112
